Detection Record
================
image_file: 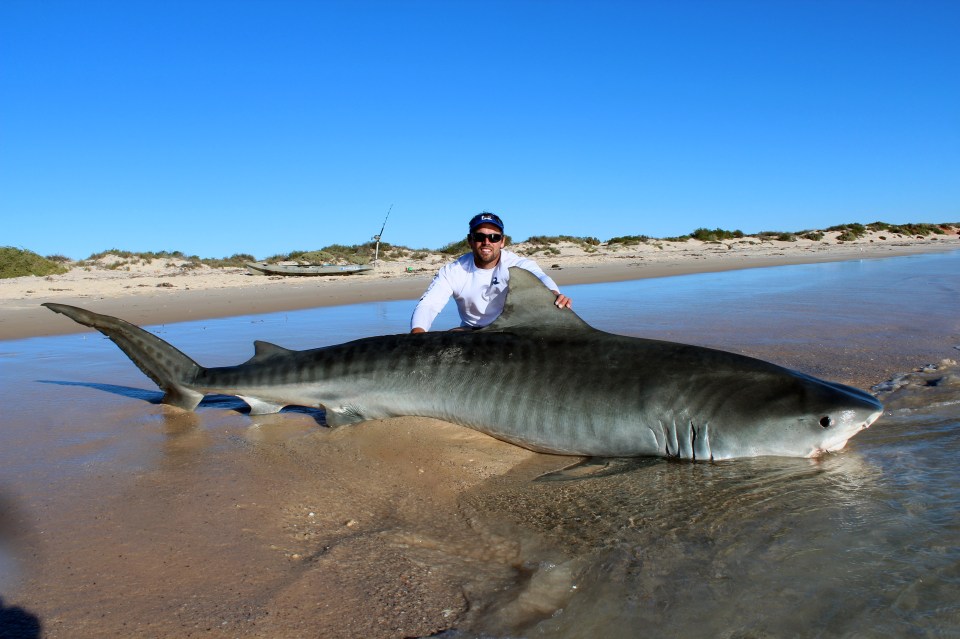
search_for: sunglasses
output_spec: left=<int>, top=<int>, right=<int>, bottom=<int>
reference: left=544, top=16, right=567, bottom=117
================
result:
left=470, top=232, right=503, bottom=243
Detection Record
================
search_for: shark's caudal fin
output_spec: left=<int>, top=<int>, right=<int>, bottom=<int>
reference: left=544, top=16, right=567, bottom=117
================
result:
left=484, top=267, right=593, bottom=332
left=42, top=303, right=204, bottom=410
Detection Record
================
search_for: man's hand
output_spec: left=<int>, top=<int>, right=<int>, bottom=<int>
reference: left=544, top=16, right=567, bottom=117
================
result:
left=410, top=327, right=426, bottom=334
left=553, top=292, right=572, bottom=309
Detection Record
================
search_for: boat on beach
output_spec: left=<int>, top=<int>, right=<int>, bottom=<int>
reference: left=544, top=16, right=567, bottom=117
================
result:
left=245, top=262, right=374, bottom=276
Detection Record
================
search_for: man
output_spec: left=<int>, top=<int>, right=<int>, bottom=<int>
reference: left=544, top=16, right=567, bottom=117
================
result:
left=410, top=212, right=572, bottom=333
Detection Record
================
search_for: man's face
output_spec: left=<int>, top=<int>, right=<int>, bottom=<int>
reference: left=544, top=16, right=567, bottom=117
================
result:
left=468, top=223, right=504, bottom=268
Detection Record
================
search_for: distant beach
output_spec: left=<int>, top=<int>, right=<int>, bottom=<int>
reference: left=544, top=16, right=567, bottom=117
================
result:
left=2, top=225, right=958, bottom=341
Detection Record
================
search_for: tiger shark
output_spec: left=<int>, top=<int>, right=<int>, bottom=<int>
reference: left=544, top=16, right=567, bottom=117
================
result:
left=43, top=268, right=882, bottom=460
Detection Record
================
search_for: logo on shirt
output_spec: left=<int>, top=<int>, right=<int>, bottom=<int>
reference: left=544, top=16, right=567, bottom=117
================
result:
left=492, top=277, right=499, bottom=285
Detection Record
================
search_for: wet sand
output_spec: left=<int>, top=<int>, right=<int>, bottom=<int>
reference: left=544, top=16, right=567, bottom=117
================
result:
left=1, top=242, right=959, bottom=637
left=1, top=346, right=548, bottom=637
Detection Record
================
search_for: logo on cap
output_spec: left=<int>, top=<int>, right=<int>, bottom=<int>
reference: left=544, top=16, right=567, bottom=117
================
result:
left=469, top=212, right=504, bottom=231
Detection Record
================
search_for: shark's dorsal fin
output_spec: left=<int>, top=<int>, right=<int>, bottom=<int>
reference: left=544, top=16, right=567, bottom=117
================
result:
left=483, top=267, right=594, bottom=332
left=245, top=340, right=295, bottom=365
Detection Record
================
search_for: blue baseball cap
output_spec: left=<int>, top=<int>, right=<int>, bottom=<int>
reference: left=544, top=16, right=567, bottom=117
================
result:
left=469, top=212, right=504, bottom=232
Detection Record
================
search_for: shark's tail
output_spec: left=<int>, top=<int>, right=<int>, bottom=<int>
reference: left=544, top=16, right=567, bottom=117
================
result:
left=43, top=303, right=205, bottom=410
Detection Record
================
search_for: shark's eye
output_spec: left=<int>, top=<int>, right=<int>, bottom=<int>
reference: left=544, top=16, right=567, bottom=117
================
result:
left=819, top=416, right=833, bottom=428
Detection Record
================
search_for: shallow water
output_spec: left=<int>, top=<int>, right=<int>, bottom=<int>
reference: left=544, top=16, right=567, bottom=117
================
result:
left=0, top=251, right=958, bottom=637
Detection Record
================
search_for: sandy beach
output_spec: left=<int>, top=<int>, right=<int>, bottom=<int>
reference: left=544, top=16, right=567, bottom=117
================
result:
left=2, top=227, right=959, bottom=341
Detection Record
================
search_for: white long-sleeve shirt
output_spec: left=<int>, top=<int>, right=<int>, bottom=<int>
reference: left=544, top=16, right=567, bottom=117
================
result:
left=410, top=251, right=560, bottom=331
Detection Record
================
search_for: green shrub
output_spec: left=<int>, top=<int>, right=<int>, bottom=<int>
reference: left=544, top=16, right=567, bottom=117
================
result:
left=755, top=231, right=783, bottom=240
left=297, top=250, right=336, bottom=264
left=0, top=247, right=70, bottom=278
left=836, top=230, right=860, bottom=242
left=87, top=248, right=134, bottom=260
left=86, top=249, right=195, bottom=263
left=525, top=235, right=599, bottom=248
left=262, top=243, right=381, bottom=265
left=889, top=223, right=942, bottom=236
left=201, top=253, right=257, bottom=268
left=691, top=228, right=744, bottom=242
left=827, top=223, right=867, bottom=239
left=863, top=221, right=946, bottom=235
left=606, top=235, right=650, bottom=245
left=439, top=238, right=471, bottom=255
left=526, top=235, right=559, bottom=245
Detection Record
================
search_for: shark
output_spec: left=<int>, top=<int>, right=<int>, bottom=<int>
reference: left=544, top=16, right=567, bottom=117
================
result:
left=43, top=268, right=883, bottom=460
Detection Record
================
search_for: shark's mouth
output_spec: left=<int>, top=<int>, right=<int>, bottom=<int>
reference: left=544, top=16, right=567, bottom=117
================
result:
left=808, top=409, right=884, bottom=457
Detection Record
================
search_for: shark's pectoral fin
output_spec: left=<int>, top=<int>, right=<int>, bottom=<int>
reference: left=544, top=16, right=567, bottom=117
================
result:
left=324, top=405, right=369, bottom=427
left=534, top=457, right=659, bottom=482
left=238, top=396, right=286, bottom=415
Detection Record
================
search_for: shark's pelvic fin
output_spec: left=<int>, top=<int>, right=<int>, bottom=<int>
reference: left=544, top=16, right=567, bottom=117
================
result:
left=238, top=396, right=286, bottom=415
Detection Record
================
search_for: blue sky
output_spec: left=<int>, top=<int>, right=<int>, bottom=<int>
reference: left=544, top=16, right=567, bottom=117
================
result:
left=2, top=0, right=957, bottom=260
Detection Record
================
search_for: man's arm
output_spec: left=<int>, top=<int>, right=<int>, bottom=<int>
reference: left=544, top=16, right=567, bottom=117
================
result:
left=410, top=272, right=455, bottom=333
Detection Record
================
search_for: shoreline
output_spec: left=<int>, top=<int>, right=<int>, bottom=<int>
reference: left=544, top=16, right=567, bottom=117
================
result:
left=2, top=233, right=958, bottom=341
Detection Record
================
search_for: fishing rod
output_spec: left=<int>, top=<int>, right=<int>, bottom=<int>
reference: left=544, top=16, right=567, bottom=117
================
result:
left=373, top=204, right=392, bottom=266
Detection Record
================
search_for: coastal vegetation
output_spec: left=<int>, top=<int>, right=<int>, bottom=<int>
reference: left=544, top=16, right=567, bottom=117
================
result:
left=523, top=235, right=600, bottom=256
left=266, top=245, right=373, bottom=266
left=827, top=223, right=868, bottom=242
left=4, top=222, right=958, bottom=278
left=659, top=228, right=745, bottom=242
left=77, top=249, right=257, bottom=270
left=865, top=222, right=948, bottom=236
left=824, top=222, right=949, bottom=242
left=757, top=231, right=797, bottom=242
left=691, top=228, right=745, bottom=242
left=264, top=240, right=444, bottom=265
left=201, top=253, right=258, bottom=268
left=0, top=247, right=69, bottom=279
left=439, top=238, right=470, bottom=255
left=606, top=234, right=651, bottom=245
